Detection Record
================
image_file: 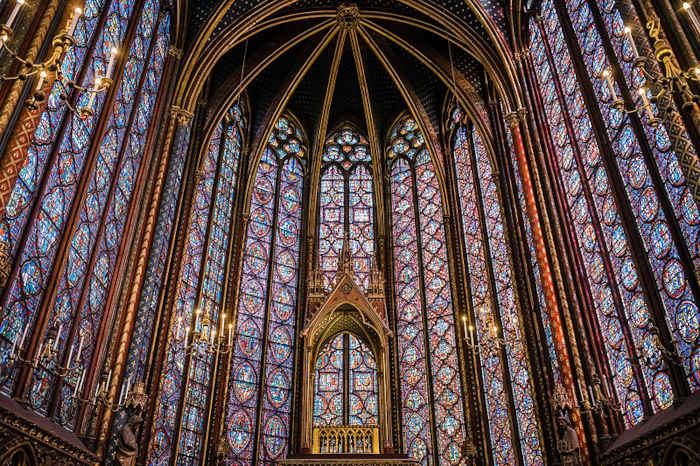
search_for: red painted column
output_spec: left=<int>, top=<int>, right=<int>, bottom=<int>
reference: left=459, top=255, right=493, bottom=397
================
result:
left=506, top=110, right=588, bottom=455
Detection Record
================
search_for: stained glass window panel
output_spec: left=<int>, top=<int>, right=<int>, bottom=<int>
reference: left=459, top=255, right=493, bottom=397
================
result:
left=319, top=128, right=374, bottom=291
left=451, top=124, right=516, bottom=465
left=225, top=116, right=305, bottom=465
left=389, top=116, right=465, bottom=465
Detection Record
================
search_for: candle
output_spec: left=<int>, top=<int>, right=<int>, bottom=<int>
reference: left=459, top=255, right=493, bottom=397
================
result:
left=468, top=325, right=474, bottom=346
left=85, top=77, right=100, bottom=111
left=105, top=47, right=118, bottom=79
left=73, top=370, right=83, bottom=397
left=65, top=343, right=74, bottom=368
left=185, top=326, right=190, bottom=346
left=35, top=70, right=47, bottom=91
left=66, top=7, right=82, bottom=36
left=55, top=324, right=62, bottom=350
left=118, top=381, right=125, bottom=405
left=94, top=379, right=100, bottom=399
left=126, top=376, right=132, bottom=398
left=18, top=325, right=28, bottom=351
left=623, top=26, right=638, bottom=58
left=683, top=2, right=700, bottom=35
left=638, top=87, right=654, bottom=120
left=35, top=342, right=44, bottom=365
left=77, top=333, right=84, bottom=358
left=0, top=33, right=8, bottom=47
left=587, top=384, right=595, bottom=404
left=228, top=323, right=233, bottom=347
left=106, top=369, right=112, bottom=389
left=10, top=333, right=17, bottom=358
left=210, top=329, right=216, bottom=346
left=5, top=0, right=25, bottom=29
left=221, top=313, right=226, bottom=334
left=194, top=308, right=201, bottom=331
left=602, top=69, right=618, bottom=101
left=461, top=315, right=467, bottom=336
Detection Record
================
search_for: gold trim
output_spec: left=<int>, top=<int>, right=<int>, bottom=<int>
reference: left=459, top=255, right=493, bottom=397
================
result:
left=240, top=26, right=339, bottom=230
left=349, top=29, right=385, bottom=237
left=197, top=19, right=336, bottom=164
left=356, top=25, right=450, bottom=203
left=300, top=27, right=346, bottom=253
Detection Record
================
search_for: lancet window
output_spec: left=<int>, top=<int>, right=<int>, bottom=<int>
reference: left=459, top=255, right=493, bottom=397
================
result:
left=319, top=127, right=375, bottom=291
left=388, top=115, right=466, bottom=465
left=313, top=332, right=379, bottom=427
left=449, top=112, right=543, bottom=465
left=224, top=116, right=305, bottom=465
left=148, top=104, right=246, bottom=465
left=0, top=0, right=170, bottom=428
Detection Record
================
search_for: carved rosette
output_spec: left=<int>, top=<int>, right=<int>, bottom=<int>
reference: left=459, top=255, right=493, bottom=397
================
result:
left=336, top=4, right=360, bottom=30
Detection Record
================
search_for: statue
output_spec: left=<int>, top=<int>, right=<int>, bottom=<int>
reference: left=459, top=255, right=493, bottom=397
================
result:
left=116, top=414, right=143, bottom=466
left=556, top=414, right=581, bottom=466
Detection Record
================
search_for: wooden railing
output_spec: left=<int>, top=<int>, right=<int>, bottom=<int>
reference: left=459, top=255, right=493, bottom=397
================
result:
left=312, top=425, right=380, bottom=454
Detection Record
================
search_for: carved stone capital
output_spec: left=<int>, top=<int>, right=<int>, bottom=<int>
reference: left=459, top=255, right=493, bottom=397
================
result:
left=169, top=105, right=193, bottom=125
left=504, top=108, right=527, bottom=128
left=167, top=45, right=182, bottom=59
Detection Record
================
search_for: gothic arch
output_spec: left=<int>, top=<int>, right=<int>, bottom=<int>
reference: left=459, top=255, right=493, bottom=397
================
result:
left=300, top=273, right=394, bottom=454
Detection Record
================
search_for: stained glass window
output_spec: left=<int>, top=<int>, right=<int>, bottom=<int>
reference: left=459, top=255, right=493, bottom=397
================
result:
left=313, top=332, right=379, bottom=427
left=529, top=2, right=678, bottom=426
left=148, top=104, right=246, bottom=466
left=448, top=110, right=543, bottom=465
left=560, top=0, right=699, bottom=392
left=0, top=0, right=170, bottom=426
left=388, top=115, right=465, bottom=465
left=319, top=128, right=375, bottom=290
left=225, top=116, right=305, bottom=465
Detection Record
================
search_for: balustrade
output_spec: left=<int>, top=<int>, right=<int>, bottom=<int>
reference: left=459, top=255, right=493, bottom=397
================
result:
left=312, top=425, right=380, bottom=454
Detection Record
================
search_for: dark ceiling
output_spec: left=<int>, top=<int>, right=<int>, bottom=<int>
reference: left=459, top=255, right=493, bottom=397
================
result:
left=194, top=0, right=501, bottom=153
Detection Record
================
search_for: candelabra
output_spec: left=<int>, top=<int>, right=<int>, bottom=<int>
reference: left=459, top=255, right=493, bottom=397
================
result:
left=2, top=323, right=86, bottom=391
left=635, top=329, right=684, bottom=369
left=584, top=373, right=620, bottom=414
left=461, top=314, right=506, bottom=355
left=0, top=0, right=118, bottom=116
left=599, top=8, right=700, bottom=124
left=179, top=308, right=234, bottom=356
left=91, top=370, right=146, bottom=413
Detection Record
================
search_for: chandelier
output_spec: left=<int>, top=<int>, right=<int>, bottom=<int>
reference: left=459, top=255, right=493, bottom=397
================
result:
left=600, top=3, right=700, bottom=123
left=0, top=0, right=117, bottom=116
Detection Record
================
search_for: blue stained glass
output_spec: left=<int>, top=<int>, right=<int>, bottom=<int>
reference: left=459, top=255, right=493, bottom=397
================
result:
left=471, top=126, right=543, bottom=465
left=225, top=116, right=304, bottom=465
left=0, top=0, right=111, bottom=394
left=27, top=0, right=163, bottom=420
left=319, top=127, right=374, bottom=291
left=560, top=0, right=698, bottom=392
left=111, top=106, right=188, bottom=458
left=389, top=116, right=465, bottom=465
left=148, top=121, right=224, bottom=466
left=532, top=5, right=677, bottom=424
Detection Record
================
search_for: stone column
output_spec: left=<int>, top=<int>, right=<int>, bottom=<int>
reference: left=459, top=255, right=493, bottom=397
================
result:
left=96, top=106, right=192, bottom=458
left=506, top=109, right=588, bottom=457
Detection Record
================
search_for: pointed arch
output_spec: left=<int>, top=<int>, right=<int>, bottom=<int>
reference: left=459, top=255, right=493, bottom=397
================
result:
left=319, top=124, right=376, bottom=292
left=223, top=113, right=306, bottom=464
left=387, top=114, right=466, bottom=465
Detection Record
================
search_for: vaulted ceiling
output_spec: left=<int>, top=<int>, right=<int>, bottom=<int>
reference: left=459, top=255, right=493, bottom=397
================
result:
left=173, top=0, right=522, bottom=169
